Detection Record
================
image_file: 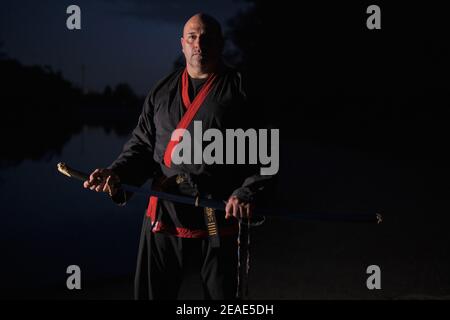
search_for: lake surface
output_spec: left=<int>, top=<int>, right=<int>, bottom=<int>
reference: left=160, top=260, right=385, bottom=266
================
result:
left=1, top=125, right=449, bottom=299
left=0, top=126, right=148, bottom=296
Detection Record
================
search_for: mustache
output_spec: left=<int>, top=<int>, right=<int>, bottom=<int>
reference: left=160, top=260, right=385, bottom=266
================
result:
left=192, top=50, right=207, bottom=56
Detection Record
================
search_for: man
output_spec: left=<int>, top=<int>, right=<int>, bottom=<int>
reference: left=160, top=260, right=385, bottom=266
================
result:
left=83, top=13, right=271, bottom=300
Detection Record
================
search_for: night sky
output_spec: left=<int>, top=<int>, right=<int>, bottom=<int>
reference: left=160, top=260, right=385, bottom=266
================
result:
left=0, top=0, right=250, bottom=95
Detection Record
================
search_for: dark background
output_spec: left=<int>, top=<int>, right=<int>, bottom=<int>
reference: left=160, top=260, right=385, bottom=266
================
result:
left=1, top=0, right=449, bottom=299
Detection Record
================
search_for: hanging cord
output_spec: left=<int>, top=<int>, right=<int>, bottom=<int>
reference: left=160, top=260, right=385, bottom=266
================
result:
left=236, top=219, right=242, bottom=299
left=245, top=217, right=251, bottom=299
left=236, top=217, right=253, bottom=300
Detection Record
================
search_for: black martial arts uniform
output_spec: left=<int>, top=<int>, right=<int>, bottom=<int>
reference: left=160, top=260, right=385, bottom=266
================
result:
left=108, top=62, right=271, bottom=300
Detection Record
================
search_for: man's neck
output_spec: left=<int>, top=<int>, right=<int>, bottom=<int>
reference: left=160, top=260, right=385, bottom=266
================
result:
left=186, top=66, right=211, bottom=79
left=186, top=61, right=221, bottom=79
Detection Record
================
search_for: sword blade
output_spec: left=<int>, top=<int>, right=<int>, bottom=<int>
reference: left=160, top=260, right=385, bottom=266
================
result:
left=57, top=162, right=382, bottom=224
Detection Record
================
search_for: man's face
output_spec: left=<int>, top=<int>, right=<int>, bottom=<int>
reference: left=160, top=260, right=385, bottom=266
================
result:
left=181, top=17, right=222, bottom=70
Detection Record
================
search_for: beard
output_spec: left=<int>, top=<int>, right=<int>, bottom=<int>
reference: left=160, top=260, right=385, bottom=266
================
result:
left=191, top=53, right=208, bottom=66
left=186, top=50, right=220, bottom=72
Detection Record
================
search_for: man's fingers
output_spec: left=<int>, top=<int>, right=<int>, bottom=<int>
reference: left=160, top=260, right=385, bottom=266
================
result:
left=104, top=175, right=118, bottom=195
left=90, top=169, right=106, bottom=185
left=225, top=196, right=255, bottom=220
left=238, top=204, right=245, bottom=219
left=89, top=169, right=100, bottom=182
left=95, top=182, right=105, bottom=192
left=232, top=201, right=238, bottom=218
left=84, top=169, right=120, bottom=196
left=103, top=176, right=111, bottom=193
left=225, top=200, right=232, bottom=219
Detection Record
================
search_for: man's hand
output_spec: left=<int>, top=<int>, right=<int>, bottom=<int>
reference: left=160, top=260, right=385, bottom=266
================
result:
left=225, top=195, right=254, bottom=220
left=83, top=168, right=120, bottom=197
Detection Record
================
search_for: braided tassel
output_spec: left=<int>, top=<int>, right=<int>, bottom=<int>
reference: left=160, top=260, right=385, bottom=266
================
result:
left=236, top=217, right=251, bottom=300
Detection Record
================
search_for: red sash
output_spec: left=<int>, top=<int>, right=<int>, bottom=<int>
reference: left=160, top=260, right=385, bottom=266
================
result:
left=163, top=68, right=217, bottom=168
left=147, top=68, right=218, bottom=226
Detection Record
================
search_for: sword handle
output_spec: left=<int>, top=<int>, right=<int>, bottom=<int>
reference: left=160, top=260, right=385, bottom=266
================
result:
left=57, top=162, right=90, bottom=182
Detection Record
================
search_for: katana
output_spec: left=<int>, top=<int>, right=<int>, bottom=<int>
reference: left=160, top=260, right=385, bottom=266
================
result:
left=57, top=161, right=382, bottom=300
left=56, top=162, right=383, bottom=224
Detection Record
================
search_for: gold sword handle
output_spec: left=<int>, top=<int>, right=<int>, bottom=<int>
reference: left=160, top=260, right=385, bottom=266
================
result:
left=57, top=162, right=90, bottom=182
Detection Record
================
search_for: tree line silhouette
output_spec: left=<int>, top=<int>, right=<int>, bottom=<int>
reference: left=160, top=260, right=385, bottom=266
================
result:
left=0, top=55, right=142, bottom=167
left=1, top=2, right=449, bottom=168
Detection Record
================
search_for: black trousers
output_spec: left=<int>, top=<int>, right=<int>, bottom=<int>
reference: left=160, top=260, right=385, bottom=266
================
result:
left=134, top=215, right=238, bottom=300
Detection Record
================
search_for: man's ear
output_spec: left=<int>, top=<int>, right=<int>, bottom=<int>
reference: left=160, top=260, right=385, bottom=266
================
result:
left=180, top=37, right=185, bottom=53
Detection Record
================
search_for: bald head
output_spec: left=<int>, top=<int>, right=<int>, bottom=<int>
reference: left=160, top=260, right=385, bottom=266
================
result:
left=183, top=13, right=223, bottom=41
left=181, top=13, right=224, bottom=78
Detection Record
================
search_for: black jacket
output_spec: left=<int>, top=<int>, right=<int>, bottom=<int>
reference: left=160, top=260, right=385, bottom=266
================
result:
left=108, top=63, right=273, bottom=232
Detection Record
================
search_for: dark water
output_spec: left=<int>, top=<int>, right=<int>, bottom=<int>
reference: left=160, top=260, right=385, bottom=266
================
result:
left=1, top=126, right=450, bottom=299
left=0, top=126, right=147, bottom=297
